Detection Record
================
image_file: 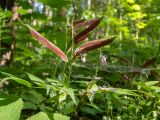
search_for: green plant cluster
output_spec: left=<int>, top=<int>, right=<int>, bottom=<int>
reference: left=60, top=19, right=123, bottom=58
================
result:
left=0, top=0, right=160, bottom=120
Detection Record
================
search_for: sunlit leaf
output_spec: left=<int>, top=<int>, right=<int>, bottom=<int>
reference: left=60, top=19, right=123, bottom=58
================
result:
left=63, top=87, right=76, bottom=104
left=115, top=89, right=138, bottom=96
left=145, top=81, right=159, bottom=86
left=0, top=97, right=23, bottom=120
left=27, top=112, right=50, bottom=120
left=27, top=73, right=46, bottom=88
left=53, top=113, right=70, bottom=120
left=0, top=72, right=31, bottom=87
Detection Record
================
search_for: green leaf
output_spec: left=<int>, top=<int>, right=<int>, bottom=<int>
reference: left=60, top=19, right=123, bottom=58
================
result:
left=127, top=0, right=135, bottom=3
left=23, top=102, right=38, bottom=110
left=59, top=91, right=67, bottom=102
left=27, top=112, right=50, bottom=120
left=145, top=81, right=159, bottom=86
left=63, top=87, right=76, bottom=104
left=21, top=90, right=45, bottom=104
left=80, top=106, right=101, bottom=116
left=62, top=101, right=75, bottom=114
left=131, top=4, right=141, bottom=11
left=27, top=73, right=46, bottom=88
left=2, top=77, right=31, bottom=87
left=53, top=113, right=70, bottom=120
left=0, top=97, right=23, bottom=120
left=0, top=72, right=31, bottom=87
left=150, top=86, right=160, bottom=92
left=115, top=89, right=138, bottom=96
left=17, top=9, right=28, bottom=15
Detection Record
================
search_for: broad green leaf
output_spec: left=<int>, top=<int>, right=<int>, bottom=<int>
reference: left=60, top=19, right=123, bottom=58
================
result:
left=63, top=87, right=76, bottom=104
left=131, top=4, right=141, bottom=11
left=0, top=97, right=23, bottom=120
left=80, top=106, right=101, bottom=116
left=27, top=112, right=50, bottom=120
left=150, top=86, right=160, bottom=92
left=0, top=72, right=31, bottom=87
left=27, top=73, right=44, bottom=83
left=62, top=101, right=75, bottom=114
left=127, top=0, right=135, bottom=3
left=23, top=102, right=37, bottom=110
left=2, top=77, right=31, bottom=87
left=53, top=113, right=70, bottom=120
left=115, top=89, right=138, bottom=96
left=27, top=73, right=46, bottom=88
left=17, top=9, right=28, bottom=15
left=89, top=83, right=99, bottom=92
left=59, top=91, right=67, bottom=102
left=145, top=81, right=159, bottom=86
left=21, top=90, right=45, bottom=104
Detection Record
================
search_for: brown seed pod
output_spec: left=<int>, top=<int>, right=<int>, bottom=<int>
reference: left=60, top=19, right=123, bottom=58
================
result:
left=141, top=57, right=156, bottom=68
left=74, top=17, right=102, bottom=44
left=74, top=37, right=116, bottom=58
left=28, top=26, right=68, bottom=62
left=74, top=18, right=99, bottom=29
left=73, top=19, right=85, bottom=26
left=132, top=57, right=156, bottom=77
left=75, top=33, right=89, bottom=44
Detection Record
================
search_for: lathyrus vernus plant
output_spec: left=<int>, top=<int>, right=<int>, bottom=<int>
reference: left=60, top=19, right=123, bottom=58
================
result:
left=23, top=17, right=115, bottom=84
left=12, top=18, right=116, bottom=112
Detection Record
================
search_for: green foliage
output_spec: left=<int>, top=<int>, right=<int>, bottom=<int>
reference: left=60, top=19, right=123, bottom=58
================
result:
left=0, top=0, right=160, bottom=119
left=0, top=96, right=23, bottom=120
left=53, top=113, right=70, bottom=120
left=26, top=112, right=50, bottom=120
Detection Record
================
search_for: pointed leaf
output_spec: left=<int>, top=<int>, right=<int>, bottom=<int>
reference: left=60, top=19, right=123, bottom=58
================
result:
left=27, top=112, right=50, bottom=120
left=63, top=87, right=76, bottom=104
left=26, top=25, right=68, bottom=62
left=115, top=89, right=139, bottom=96
left=0, top=72, right=31, bottom=87
left=0, top=97, right=23, bottom=120
left=74, top=37, right=115, bottom=58
left=53, top=113, right=70, bottom=120
left=27, top=73, right=46, bottom=88
left=145, top=81, right=159, bottom=86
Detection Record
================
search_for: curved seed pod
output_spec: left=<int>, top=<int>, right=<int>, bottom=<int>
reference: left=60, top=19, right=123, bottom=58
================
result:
left=73, top=19, right=85, bottom=26
left=27, top=25, right=68, bottom=62
left=67, top=32, right=89, bottom=50
left=74, top=18, right=98, bottom=29
left=74, top=17, right=103, bottom=44
left=132, top=57, right=156, bottom=77
left=141, top=57, right=156, bottom=68
left=74, top=37, right=116, bottom=58
left=75, top=33, right=89, bottom=44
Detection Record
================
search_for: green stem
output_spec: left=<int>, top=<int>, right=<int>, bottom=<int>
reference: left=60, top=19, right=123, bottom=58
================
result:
left=53, top=60, right=59, bottom=79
